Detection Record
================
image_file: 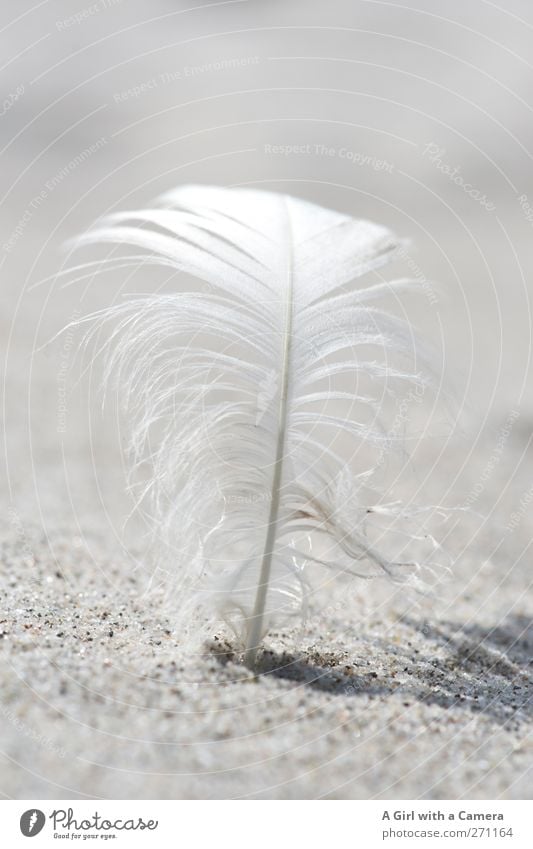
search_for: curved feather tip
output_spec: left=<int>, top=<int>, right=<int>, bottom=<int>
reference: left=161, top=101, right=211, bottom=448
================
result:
left=68, top=185, right=450, bottom=668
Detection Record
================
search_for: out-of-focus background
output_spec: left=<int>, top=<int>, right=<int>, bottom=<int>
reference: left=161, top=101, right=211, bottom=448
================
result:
left=0, top=0, right=531, bottom=800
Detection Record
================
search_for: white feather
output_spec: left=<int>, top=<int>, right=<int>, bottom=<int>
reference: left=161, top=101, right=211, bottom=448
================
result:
left=70, top=185, right=447, bottom=667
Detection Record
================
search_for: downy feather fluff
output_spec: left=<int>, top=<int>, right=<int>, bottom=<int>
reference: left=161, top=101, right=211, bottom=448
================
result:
left=69, top=185, right=446, bottom=667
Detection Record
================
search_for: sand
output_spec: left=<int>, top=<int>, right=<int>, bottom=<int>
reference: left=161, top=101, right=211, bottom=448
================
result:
left=1, top=463, right=531, bottom=799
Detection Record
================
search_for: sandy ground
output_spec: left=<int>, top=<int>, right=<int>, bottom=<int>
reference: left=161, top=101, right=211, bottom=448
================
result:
left=1, top=0, right=532, bottom=799
left=1, top=468, right=531, bottom=799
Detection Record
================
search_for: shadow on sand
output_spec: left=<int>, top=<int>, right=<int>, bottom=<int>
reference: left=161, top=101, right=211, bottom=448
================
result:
left=210, top=614, right=532, bottom=728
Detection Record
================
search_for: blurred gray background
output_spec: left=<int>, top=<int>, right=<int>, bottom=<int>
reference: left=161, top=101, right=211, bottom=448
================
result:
left=2, top=0, right=533, bottom=523
left=1, top=0, right=532, bottom=800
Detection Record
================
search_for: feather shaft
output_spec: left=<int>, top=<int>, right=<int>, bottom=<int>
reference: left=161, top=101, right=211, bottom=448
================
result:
left=244, top=200, right=294, bottom=668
